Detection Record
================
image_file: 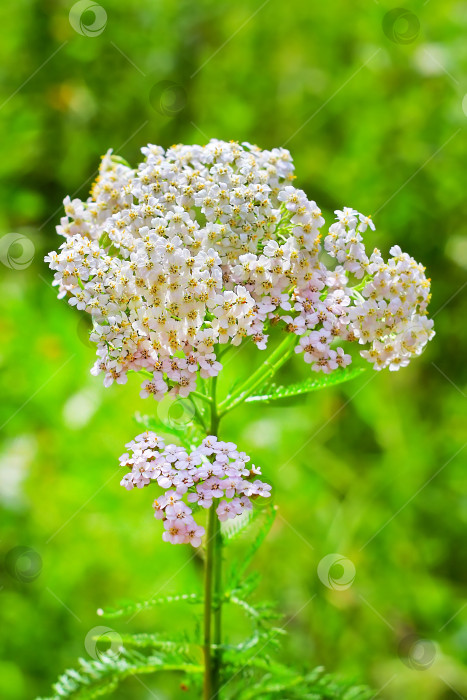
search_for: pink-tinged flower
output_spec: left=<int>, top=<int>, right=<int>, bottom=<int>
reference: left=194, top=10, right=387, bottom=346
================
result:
left=152, top=496, right=166, bottom=520
left=162, top=357, right=188, bottom=382
left=200, top=477, right=224, bottom=499
left=119, top=452, right=132, bottom=466
left=134, top=432, right=165, bottom=450
left=163, top=520, right=188, bottom=544
left=176, top=452, right=202, bottom=471
left=141, top=465, right=160, bottom=480
left=103, top=371, right=128, bottom=388
left=236, top=451, right=250, bottom=466
left=162, top=490, right=182, bottom=508
left=176, top=372, right=198, bottom=398
left=215, top=441, right=238, bottom=461
left=282, top=315, right=307, bottom=335
left=186, top=524, right=205, bottom=548
left=120, top=474, right=135, bottom=490
left=295, top=335, right=318, bottom=364
left=254, top=481, right=272, bottom=498
left=335, top=346, right=351, bottom=368
left=224, top=477, right=241, bottom=499
left=165, top=501, right=192, bottom=522
left=165, top=444, right=186, bottom=463
left=197, top=495, right=213, bottom=509
left=309, top=329, right=332, bottom=352
left=132, top=468, right=152, bottom=488
left=196, top=462, right=224, bottom=480
left=311, top=351, right=338, bottom=374
left=236, top=495, right=253, bottom=511
left=230, top=497, right=248, bottom=516
left=199, top=436, right=219, bottom=455
left=198, top=353, right=223, bottom=378
left=156, top=472, right=176, bottom=490
left=173, top=471, right=195, bottom=494
left=140, top=377, right=167, bottom=400
left=216, top=500, right=237, bottom=521
left=253, top=333, right=268, bottom=350
left=241, top=480, right=272, bottom=498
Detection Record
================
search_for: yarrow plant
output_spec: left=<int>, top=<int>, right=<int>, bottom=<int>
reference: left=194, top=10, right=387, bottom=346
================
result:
left=42, top=140, right=434, bottom=700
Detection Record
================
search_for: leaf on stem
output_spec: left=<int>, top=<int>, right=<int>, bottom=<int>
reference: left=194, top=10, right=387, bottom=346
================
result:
left=245, top=366, right=367, bottom=404
left=224, top=504, right=277, bottom=589
left=37, top=648, right=203, bottom=700
left=116, top=633, right=194, bottom=655
left=100, top=592, right=203, bottom=620
left=133, top=412, right=205, bottom=448
left=225, top=661, right=373, bottom=700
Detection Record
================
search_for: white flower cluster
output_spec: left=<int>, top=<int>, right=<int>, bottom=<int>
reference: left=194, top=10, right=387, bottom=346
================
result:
left=46, top=139, right=434, bottom=398
left=324, top=210, right=434, bottom=371
left=119, top=431, right=271, bottom=546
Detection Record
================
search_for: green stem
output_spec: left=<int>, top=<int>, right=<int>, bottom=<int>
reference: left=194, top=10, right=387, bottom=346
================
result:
left=212, top=515, right=223, bottom=694
left=203, top=375, right=223, bottom=700
left=210, top=375, right=219, bottom=435
left=191, top=390, right=212, bottom=404
left=190, top=397, right=208, bottom=433
left=218, top=332, right=298, bottom=416
left=351, top=274, right=370, bottom=293
left=203, top=504, right=217, bottom=700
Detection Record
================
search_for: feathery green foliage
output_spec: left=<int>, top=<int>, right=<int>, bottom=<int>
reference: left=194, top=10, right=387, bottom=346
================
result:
left=37, top=648, right=203, bottom=700
left=246, top=366, right=367, bottom=404
left=133, top=410, right=206, bottom=448
left=38, top=648, right=372, bottom=700
left=38, top=503, right=373, bottom=699
left=100, top=592, right=203, bottom=620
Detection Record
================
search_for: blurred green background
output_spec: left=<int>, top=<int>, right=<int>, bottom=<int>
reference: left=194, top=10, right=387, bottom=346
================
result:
left=0, top=0, right=466, bottom=698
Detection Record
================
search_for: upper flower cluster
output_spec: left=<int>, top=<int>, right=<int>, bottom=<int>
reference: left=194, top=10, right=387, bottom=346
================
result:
left=119, top=432, right=271, bottom=546
left=46, top=139, right=434, bottom=399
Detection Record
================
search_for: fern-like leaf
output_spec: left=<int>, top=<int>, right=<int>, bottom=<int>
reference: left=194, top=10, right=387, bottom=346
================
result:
left=246, top=366, right=367, bottom=404
left=227, top=595, right=280, bottom=624
left=133, top=411, right=205, bottom=448
left=117, top=633, right=195, bottom=656
left=221, top=503, right=266, bottom=542
left=226, top=503, right=277, bottom=588
left=225, top=662, right=373, bottom=700
left=100, top=592, right=202, bottom=620
left=37, top=648, right=203, bottom=700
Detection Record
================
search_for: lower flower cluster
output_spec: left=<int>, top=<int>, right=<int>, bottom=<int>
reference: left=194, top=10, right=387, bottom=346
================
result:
left=119, top=432, right=272, bottom=546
